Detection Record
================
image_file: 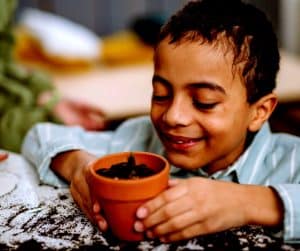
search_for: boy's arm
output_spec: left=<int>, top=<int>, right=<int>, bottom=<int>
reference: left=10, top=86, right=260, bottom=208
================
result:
left=21, top=116, right=153, bottom=187
left=51, top=149, right=102, bottom=223
left=21, top=122, right=113, bottom=187
left=242, top=184, right=300, bottom=243
left=241, top=184, right=284, bottom=226
left=50, top=150, right=97, bottom=183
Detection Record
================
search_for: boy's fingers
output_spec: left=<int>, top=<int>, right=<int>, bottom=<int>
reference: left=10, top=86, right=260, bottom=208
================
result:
left=134, top=221, right=145, bottom=232
left=89, top=185, right=102, bottom=214
left=136, top=207, right=149, bottom=219
left=93, top=202, right=101, bottom=213
left=86, top=172, right=107, bottom=231
left=136, top=183, right=187, bottom=219
left=168, top=179, right=180, bottom=187
left=161, top=222, right=205, bottom=242
left=97, top=218, right=108, bottom=231
left=70, top=184, right=94, bottom=223
left=151, top=210, right=196, bottom=237
left=141, top=196, right=193, bottom=230
left=68, top=99, right=105, bottom=116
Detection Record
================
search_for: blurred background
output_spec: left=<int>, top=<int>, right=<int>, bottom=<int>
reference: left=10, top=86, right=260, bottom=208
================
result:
left=16, top=0, right=299, bottom=54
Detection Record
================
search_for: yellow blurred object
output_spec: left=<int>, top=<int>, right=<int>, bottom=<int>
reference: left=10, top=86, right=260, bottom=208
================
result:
left=101, top=30, right=154, bottom=66
left=14, top=8, right=154, bottom=71
left=14, top=27, right=154, bottom=71
left=13, top=27, right=99, bottom=71
left=13, top=8, right=102, bottom=72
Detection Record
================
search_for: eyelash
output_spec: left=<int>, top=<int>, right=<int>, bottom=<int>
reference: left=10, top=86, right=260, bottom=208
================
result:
left=193, top=100, right=218, bottom=110
left=152, top=95, right=170, bottom=102
left=152, top=95, right=218, bottom=110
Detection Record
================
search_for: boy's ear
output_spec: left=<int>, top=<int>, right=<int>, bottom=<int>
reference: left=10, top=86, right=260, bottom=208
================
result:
left=248, top=93, right=278, bottom=132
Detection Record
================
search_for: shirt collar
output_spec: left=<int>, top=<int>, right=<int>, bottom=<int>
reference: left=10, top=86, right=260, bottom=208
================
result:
left=233, top=122, right=273, bottom=184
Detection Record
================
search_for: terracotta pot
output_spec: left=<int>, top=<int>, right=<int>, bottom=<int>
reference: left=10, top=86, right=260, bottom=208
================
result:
left=87, top=151, right=170, bottom=241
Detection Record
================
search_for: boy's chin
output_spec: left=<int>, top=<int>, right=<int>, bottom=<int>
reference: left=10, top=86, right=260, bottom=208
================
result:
left=165, top=151, right=203, bottom=170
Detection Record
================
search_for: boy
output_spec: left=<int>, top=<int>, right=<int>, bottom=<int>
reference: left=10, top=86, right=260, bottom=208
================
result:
left=22, top=0, right=300, bottom=244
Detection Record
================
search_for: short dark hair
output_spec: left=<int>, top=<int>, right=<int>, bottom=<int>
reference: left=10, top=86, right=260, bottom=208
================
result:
left=157, top=0, right=280, bottom=103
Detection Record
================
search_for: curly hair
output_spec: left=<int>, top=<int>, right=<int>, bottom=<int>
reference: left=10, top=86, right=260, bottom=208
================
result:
left=157, top=0, right=280, bottom=103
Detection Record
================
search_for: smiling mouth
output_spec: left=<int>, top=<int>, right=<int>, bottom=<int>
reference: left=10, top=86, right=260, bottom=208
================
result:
left=161, top=133, right=203, bottom=150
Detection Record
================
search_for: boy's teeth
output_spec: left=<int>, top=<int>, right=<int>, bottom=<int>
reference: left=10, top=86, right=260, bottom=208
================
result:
left=175, top=139, right=190, bottom=144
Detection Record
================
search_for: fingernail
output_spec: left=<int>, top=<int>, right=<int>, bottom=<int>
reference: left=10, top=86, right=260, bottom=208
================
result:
left=168, top=179, right=179, bottom=186
left=98, top=220, right=106, bottom=231
left=134, top=221, right=144, bottom=232
left=93, top=204, right=99, bottom=213
left=146, top=230, right=154, bottom=239
left=160, top=237, right=167, bottom=243
left=136, top=207, right=148, bottom=219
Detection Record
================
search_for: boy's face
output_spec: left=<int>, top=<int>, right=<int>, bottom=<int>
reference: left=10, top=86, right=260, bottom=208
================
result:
left=150, top=38, right=258, bottom=174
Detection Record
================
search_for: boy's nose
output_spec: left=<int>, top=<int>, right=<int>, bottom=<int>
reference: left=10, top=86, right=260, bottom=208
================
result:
left=162, top=98, right=192, bottom=127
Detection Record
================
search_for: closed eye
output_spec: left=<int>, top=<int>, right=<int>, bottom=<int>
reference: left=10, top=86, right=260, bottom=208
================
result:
left=152, top=94, right=171, bottom=102
left=193, top=101, right=218, bottom=110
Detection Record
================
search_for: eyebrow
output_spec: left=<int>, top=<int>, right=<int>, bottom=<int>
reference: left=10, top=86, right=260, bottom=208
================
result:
left=152, top=75, right=226, bottom=94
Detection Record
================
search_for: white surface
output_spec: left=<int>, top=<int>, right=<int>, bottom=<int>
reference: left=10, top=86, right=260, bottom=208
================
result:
left=19, top=8, right=101, bottom=60
left=0, top=153, right=107, bottom=250
left=0, top=153, right=39, bottom=207
left=0, top=172, right=18, bottom=197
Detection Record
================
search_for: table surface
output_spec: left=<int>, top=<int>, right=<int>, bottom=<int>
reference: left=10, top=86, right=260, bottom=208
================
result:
left=52, top=50, right=300, bottom=120
left=1, top=153, right=300, bottom=251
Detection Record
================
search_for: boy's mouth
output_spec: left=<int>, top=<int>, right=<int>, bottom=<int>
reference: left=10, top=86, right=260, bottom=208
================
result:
left=160, top=133, right=203, bottom=150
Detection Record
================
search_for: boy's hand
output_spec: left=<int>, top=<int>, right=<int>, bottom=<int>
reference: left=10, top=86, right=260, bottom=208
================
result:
left=134, top=177, right=283, bottom=242
left=53, top=98, right=107, bottom=131
left=51, top=150, right=108, bottom=231
left=69, top=160, right=108, bottom=231
left=39, top=91, right=107, bottom=131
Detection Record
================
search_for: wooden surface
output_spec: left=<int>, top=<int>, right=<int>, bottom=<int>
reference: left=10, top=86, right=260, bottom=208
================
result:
left=52, top=64, right=153, bottom=119
left=52, top=50, right=300, bottom=120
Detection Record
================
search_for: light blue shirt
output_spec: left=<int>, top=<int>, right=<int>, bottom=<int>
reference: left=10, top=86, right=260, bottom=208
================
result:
left=21, top=116, right=300, bottom=243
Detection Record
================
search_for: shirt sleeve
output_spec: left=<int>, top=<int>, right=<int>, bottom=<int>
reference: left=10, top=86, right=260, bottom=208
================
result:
left=21, top=116, right=160, bottom=188
left=21, top=122, right=114, bottom=188
left=271, top=184, right=300, bottom=243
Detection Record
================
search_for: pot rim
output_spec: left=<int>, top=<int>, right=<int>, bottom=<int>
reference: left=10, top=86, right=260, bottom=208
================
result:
left=88, top=151, right=170, bottom=185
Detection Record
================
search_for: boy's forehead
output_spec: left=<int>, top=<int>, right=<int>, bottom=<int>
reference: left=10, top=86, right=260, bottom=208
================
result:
left=155, top=35, right=238, bottom=67
left=154, top=36, right=247, bottom=85
left=156, top=32, right=249, bottom=62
